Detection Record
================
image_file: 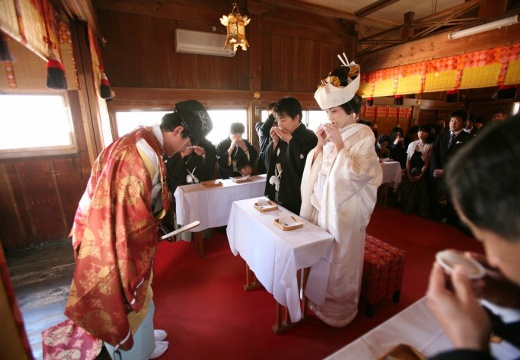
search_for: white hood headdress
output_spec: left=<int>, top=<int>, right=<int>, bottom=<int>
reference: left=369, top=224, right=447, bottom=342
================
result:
left=314, top=53, right=360, bottom=110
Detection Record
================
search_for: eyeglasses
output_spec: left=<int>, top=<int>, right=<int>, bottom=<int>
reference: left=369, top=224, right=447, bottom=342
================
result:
left=179, top=119, right=192, bottom=142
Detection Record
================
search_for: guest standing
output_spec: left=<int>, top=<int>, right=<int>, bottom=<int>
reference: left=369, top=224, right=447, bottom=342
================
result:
left=400, top=124, right=433, bottom=217
left=300, top=55, right=382, bottom=327
left=264, top=97, right=317, bottom=214
left=389, top=126, right=407, bottom=169
left=255, top=101, right=276, bottom=174
left=429, top=109, right=473, bottom=226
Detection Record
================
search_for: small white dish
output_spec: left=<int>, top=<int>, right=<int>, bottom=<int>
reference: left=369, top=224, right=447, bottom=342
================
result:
left=435, top=250, right=485, bottom=279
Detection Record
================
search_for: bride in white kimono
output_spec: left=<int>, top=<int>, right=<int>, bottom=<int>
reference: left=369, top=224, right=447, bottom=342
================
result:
left=301, top=55, right=382, bottom=327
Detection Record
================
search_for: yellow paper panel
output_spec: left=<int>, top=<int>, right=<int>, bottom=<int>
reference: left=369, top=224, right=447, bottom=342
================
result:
left=424, top=70, right=457, bottom=92
left=504, top=59, right=520, bottom=85
left=358, top=82, right=371, bottom=97
left=460, top=64, right=501, bottom=89
left=396, top=75, right=422, bottom=95
left=373, top=79, right=394, bottom=97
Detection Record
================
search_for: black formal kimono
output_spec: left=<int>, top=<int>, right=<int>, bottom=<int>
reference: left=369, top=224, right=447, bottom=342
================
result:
left=264, top=123, right=317, bottom=214
left=255, top=113, right=276, bottom=174
left=429, top=310, right=520, bottom=360
left=183, top=138, right=216, bottom=184
left=215, top=137, right=258, bottom=179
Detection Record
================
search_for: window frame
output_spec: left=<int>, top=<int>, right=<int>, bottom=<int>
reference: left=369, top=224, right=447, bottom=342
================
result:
left=0, top=92, right=77, bottom=160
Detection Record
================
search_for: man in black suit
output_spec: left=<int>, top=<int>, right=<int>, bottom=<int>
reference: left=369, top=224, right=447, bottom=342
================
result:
left=430, top=109, right=473, bottom=227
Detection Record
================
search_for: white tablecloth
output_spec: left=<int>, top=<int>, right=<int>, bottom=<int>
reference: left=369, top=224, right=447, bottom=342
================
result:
left=325, top=297, right=520, bottom=359
left=174, top=174, right=266, bottom=232
left=380, top=161, right=402, bottom=190
left=227, top=197, right=334, bottom=322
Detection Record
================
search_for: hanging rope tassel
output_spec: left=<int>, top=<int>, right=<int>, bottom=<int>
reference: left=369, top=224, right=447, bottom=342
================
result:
left=0, top=33, right=14, bottom=62
left=46, top=48, right=67, bottom=89
left=100, top=71, right=113, bottom=99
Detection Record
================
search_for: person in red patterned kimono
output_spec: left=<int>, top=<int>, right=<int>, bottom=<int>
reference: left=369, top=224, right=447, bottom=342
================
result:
left=65, top=100, right=212, bottom=360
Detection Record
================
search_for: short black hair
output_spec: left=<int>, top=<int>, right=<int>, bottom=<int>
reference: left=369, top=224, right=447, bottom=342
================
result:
left=446, top=114, right=520, bottom=240
left=492, top=108, right=506, bottom=116
left=160, top=112, right=190, bottom=138
left=450, top=109, right=468, bottom=122
left=236, top=158, right=251, bottom=170
left=267, top=101, right=276, bottom=111
left=274, top=97, right=302, bottom=121
left=230, top=122, right=245, bottom=134
left=377, top=134, right=390, bottom=144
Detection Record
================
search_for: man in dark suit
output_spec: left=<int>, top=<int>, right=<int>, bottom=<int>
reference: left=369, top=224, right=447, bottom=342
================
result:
left=430, top=109, right=473, bottom=227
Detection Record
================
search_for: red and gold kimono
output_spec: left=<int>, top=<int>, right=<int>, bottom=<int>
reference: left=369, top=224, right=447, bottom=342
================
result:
left=64, top=127, right=170, bottom=350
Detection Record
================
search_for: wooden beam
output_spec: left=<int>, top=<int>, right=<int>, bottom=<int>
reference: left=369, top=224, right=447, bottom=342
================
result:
left=355, top=0, right=401, bottom=18
left=358, top=24, right=520, bottom=72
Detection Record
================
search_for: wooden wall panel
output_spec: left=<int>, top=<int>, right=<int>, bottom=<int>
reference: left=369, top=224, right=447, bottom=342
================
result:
left=0, top=155, right=87, bottom=250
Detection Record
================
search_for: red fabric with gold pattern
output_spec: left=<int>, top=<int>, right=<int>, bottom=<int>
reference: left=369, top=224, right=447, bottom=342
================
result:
left=64, top=127, right=170, bottom=350
left=42, top=319, right=101, bottom=360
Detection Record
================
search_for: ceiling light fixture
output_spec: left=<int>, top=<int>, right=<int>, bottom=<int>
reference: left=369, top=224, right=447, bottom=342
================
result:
left=448, top=15, right=519, bottom=40
left=220, top=2, right=250, bottom=51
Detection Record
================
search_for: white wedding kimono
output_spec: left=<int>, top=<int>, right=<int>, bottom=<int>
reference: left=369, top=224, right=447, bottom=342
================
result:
left=300, top=123, right=382, bottom=327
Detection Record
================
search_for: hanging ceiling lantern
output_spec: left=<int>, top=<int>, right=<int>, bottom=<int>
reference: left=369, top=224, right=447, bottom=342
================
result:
left=220, top=2, right=250, bottom=52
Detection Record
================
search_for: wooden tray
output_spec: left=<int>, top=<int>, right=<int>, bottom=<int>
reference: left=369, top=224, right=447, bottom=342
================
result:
left=254, top=200, right=278, bottom=212
left=274, top=216, right=304, bottom=231
left=201, top=180, right=223, bottom=188
left=232, top=176, right=252, bottom=183
left=379, top=344, right=426, bottom=360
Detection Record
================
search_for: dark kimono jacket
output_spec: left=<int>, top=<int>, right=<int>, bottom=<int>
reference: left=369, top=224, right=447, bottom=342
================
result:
left=264, top=123, right=317, bottom=214
left=216, top=137, right=257, bottom=178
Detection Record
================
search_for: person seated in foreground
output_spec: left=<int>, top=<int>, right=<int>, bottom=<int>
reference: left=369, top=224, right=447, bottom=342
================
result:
left=427, top=114, right=520, bottom=359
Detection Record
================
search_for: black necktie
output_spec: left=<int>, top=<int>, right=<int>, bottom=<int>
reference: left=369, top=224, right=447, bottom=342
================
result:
left=448, top=132, right=456, bottom=147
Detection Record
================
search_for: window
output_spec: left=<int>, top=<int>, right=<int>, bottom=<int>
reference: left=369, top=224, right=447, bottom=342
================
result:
left=0, top=94, right=75, bottom=158
left=116, top=109, right=248, bottom=144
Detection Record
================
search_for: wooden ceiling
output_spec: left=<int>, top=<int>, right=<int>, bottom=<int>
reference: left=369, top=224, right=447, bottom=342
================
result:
left=57, top=0, right=519, bottom=57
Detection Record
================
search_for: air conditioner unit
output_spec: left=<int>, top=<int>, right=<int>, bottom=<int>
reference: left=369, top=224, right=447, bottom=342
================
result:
left=175, top=29, right=235, bottom=57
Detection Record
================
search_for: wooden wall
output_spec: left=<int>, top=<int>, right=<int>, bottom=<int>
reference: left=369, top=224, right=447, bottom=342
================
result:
left=0, top=0, right=518, bottom=251
left=0, top=21, right=106, bottom=251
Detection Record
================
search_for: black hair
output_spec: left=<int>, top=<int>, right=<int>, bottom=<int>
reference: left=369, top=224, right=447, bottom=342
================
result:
left=446, top=114, right=520, bottom=240
left=273, top=97, right=302, bottom=121
left=492, top=108, right=506, bottom=116
left=377, top=134, right=390, bottom=145
left=450, top=109, right=468, bottom=122
left=160, top=112, right=190, bottom=138
left=236, top=158, right=251, bottom=170
left=267, top=101, right=276, bottom=111
left=230, top=122, right=245, bottom=134
left=390, top=127, right=404, bottom=143
left=339, top=94, right=362, bottom=115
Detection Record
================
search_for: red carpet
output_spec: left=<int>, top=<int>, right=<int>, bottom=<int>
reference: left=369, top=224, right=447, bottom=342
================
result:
left=151, top=206, right=483, bottom=360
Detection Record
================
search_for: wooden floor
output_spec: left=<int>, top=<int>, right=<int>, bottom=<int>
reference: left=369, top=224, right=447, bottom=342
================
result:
left=6, top=241, right=75, bottom=360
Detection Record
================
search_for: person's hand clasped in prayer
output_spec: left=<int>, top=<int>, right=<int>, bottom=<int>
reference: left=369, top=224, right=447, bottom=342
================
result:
left=316, top=123, right=344, bottom=152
